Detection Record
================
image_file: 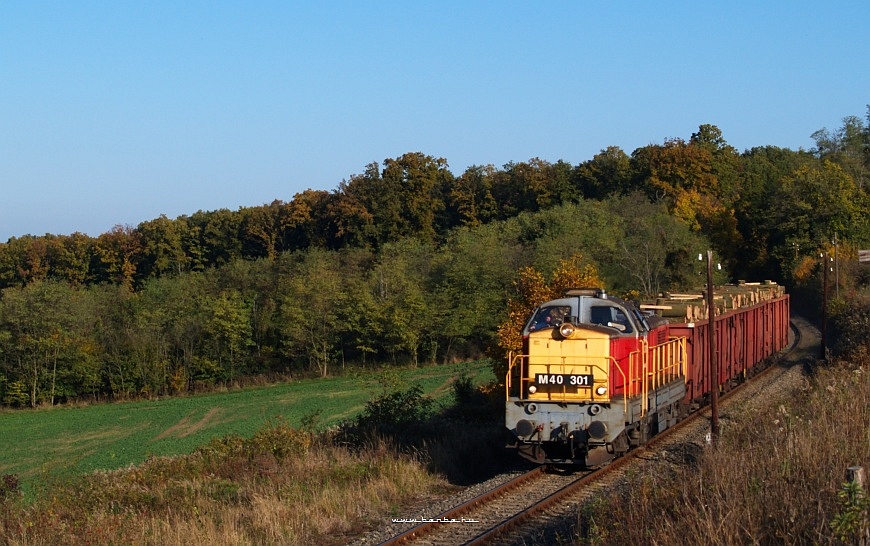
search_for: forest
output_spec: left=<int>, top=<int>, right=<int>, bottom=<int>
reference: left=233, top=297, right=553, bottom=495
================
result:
left=1, top=113, right=869, bottom=407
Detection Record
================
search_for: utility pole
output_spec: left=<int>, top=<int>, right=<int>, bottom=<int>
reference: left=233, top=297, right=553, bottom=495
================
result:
left=821, top=251, right=828, bottom=361
left=833, top=233, right=839, bottom=299
left=706, top=250, right=719, bottom=445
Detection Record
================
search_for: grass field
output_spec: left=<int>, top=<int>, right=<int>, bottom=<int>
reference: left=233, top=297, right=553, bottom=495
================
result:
left=0, top=361, right=495, bottom=491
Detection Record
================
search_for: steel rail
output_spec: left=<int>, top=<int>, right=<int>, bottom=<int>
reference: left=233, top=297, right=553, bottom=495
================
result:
left=378, top=466, right=546, bottom=546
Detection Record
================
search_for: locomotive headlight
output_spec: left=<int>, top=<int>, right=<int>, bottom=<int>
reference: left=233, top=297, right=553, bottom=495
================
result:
left=588, top=420, right=607, bottom=440
left=528, top=385, right=537, bottom=394
left=595, top=386, right=607, bottom=396
left=559, top=323, right=576, bottom=338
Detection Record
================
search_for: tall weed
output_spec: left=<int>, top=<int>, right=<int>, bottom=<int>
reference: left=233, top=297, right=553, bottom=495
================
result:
left=577, top=356, right=869, bottom=546
left=0, top=421, right=444, bottom=546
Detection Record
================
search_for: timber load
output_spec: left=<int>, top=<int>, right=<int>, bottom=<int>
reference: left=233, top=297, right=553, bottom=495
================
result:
left=640, top=281, right=786, bottom=322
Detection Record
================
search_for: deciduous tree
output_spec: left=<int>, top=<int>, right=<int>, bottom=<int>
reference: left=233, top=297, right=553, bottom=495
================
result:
left=495, top=254, right=602, bottom=365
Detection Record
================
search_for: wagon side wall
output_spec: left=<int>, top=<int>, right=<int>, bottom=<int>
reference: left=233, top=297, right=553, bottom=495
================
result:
left=670, top=294, right=790, bottom=405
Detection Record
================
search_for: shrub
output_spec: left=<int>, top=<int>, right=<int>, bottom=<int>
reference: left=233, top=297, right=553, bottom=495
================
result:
left=444, top=369, right=501, bottom=423
left=829, top=294, right=870, bottom=357
left=355, top=384, right=434, bottom=435
left=0, top=474, right=20, bottom=501
left=2, top=381, right=29, bottom=407
left=831, top=478, right=870, bottom=544
left=250, top=418, right=312, bottom=461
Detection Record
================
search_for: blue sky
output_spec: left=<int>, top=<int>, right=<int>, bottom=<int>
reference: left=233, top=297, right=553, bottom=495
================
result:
left=2, top=1, right=868, bottom=241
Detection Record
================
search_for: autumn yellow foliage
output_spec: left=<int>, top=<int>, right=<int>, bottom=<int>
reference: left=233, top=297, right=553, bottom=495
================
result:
left=495, top=254, right=603, bottom=358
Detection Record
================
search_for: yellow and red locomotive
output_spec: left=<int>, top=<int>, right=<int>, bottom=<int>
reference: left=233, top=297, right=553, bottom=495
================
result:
left=505, top=285, right=789, bottom=466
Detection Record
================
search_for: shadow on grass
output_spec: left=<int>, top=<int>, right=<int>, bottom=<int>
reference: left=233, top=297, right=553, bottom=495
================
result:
left=337, top=369, right=531, bottom=485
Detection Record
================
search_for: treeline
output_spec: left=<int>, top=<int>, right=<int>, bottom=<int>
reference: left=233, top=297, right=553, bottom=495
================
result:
left=0, top=199, right=705, bottom=407
left=2, top=115, right=870, bottom=407
left=1, top=120, right=868, bottom=291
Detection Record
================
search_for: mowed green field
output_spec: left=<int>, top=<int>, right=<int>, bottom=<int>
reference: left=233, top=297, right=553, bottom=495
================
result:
left=0, top=361, right=495, bottom=490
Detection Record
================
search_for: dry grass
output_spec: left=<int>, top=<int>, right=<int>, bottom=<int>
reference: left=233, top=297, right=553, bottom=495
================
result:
left=0, top=425, right=451, bottom=546
left=13, top=346, right=865, bottom=546
left=0, top=369, right=508, bottom=546
left=578, top=349, right=870, bottom=546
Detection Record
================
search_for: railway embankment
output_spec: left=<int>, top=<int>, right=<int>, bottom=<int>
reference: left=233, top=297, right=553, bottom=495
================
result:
left=511, top=316, right=869, bottom=546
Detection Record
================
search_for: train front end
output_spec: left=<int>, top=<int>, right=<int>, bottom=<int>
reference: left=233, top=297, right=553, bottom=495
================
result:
left=505, top=289, right=686, bottom=466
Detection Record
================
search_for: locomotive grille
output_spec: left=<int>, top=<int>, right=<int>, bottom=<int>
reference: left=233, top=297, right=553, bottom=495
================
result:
left=656, top=329, right=667, bottom=345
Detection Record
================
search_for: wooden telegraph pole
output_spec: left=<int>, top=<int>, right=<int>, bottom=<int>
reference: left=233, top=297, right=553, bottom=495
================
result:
left=706, top=250, right=719, bottom=445
left=821, top=251, right=828, bottom=361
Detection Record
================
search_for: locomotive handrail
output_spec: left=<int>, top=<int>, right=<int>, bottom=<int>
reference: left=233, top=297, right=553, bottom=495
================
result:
left=536, top=358, right=620, bottom=406
left=629, top=337, right=687, bottom=416
left=640, top=338, right=649, bottom=415
left=506, top=352, right=628, bottom=413
left=506, top=334, right=688, bottom=422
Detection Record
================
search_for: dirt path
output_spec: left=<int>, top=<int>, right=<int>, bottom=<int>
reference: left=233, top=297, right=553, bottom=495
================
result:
left=154, top=407, right=222, bottom=440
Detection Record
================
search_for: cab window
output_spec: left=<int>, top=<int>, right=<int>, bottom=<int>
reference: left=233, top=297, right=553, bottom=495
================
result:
left=589, top=305, right=634, bottom=333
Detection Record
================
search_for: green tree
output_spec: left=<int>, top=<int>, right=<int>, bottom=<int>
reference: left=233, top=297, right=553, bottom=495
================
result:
left=88, top=283, right=141, bottom=398
left=124, top=281, right=178, bottom=395
left=381, top=152, right=453, bottom=243
left=574, top=146, right=632, bottom=199
left=0, top=238, right=26, bottom=288
left=0, top=281, right=96, bottom=406
left=368, top=240, right=435, bottom=367
left=47, top=232, right=93, bottom=285
left=240, top=202, right=281, bottom=260
left=812, top=113, right=869, bottom=189
left=490, top=159, right=560, bottom=217
left=329, top=248, right=379, bottom=366
left=734, top=146, right=815, bottom=280
left=768, top=161, right=869, bottom=282
left=188, top=209, right=243, bottom=267
left=514, top=201, right=616, bottom=277
left=137, top=215, right=191, bottom=278
left=690, top=124, right=741, bottom=205
left=210, top=257, right=279, bottom=367
left=276, top=249, right=345, bottom=377
left=201, top=289, right=254, bottom=383
left=91, top=226, right=142, bottom=287
left=449, top=164, right=499, bottom=227
left=430, top=223, right=522, bottom=361
left=330, top=163, right=381, bottom=248
left=132, top=273, right=210, bottom=393
left=605, top=193, right=707, bottom=295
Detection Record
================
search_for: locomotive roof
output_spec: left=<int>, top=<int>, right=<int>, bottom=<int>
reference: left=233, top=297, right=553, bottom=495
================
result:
left=529, top=289, right=661, bottom=335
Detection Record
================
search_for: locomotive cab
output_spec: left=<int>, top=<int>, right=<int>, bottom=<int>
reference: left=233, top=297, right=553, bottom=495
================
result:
left=506, top=289, right=687, bottom=466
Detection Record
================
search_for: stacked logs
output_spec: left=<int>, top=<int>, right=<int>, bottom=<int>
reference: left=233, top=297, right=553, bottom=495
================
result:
left=640, top=281, right=786, bottom=322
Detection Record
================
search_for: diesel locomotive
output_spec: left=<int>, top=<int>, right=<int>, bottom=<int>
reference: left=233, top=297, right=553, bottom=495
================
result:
left=505, top=284, right=790, bottom=466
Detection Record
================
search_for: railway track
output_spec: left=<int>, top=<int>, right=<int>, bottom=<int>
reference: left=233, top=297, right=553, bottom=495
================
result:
left=377, top=318, right=814, bottom=546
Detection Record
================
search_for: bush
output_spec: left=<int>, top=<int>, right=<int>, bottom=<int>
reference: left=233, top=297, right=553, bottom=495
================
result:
left=355, top=384, right=434, bottom=436
left=444, top=370, right=501, bottom=423
left=249, top=418, right=312, bottom=461
left=0, top=475, right=20, bottom=502
left=829, top=294, right=870, bottom=357
left=2, top=381, right=29, bottom=407
left=831, top=478, right=870, bottom=544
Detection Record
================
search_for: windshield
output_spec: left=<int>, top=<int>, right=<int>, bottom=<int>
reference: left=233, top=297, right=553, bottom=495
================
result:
left=527, top=305, right=571, bottom=332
